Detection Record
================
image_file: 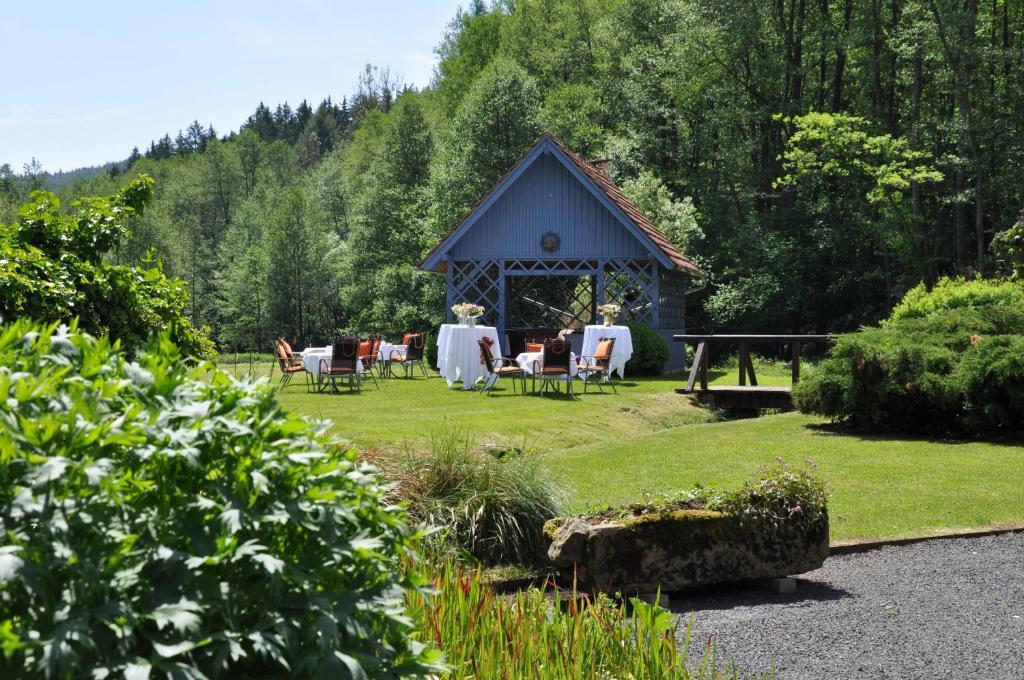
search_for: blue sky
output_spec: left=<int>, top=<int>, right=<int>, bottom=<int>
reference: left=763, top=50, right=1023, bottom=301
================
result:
left=1, top=0, right=466, bottom=172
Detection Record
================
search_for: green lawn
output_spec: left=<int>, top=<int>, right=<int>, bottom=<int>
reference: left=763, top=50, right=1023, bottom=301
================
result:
left=230, top=361, right=1024, bottom=543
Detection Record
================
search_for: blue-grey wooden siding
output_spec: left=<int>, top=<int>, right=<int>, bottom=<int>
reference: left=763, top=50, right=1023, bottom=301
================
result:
left=446, top=151, right=649, bottom=259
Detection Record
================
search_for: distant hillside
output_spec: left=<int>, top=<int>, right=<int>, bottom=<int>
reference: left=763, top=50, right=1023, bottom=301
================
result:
left=44, top=161, right=125, bottom=191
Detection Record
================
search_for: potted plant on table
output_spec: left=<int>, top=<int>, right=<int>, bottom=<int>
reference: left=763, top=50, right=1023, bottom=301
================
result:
left=596, top=302, right=621, bottom=327
left=452, top=302, right=485, bottom=327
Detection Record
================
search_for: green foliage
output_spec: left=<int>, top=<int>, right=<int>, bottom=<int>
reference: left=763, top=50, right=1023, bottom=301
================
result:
left=710, top=459, right=828, bottom=538
left=0, top=176, right=213, bottom=357
left=367, top=431, right=565, bottom=565
left=538, top=84, right=606, bottom=156
left=620, top=171, right=703, bottom=253
left=776, top=113, right=943, bottom=213
left=887, top=277, right=1024, bottom=324
left=429, top=57, right=541, bottom=232
left=583, top=459, right=827, bottom=541
left=0, top=319, right=438, bottom=677
left=409, top=560, right=753, bottom=679
left=624, top=321, right=670, bottom=376
left=795, top=278, right=1024, bottom=435
left=993, top=214, right=1024, bottom=278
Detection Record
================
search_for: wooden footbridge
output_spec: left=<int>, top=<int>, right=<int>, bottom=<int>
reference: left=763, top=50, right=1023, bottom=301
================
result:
left=673, top=334, right=832, bottom=410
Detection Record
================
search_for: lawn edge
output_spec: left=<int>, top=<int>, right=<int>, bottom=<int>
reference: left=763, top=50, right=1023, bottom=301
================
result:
left=830, top=524, right=1024, bottom=555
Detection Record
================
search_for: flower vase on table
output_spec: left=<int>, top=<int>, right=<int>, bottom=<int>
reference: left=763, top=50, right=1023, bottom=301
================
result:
left=596, top=302, right=622, bottom=328
left=452, top=302, right=484, bottom=328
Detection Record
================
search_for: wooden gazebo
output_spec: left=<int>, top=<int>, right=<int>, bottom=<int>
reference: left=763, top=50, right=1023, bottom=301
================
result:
left=420, top=134, right=704, bottom=367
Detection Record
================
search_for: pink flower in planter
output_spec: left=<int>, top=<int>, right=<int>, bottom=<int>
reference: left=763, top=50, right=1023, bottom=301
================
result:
left=793, top=504, right=803, bottom=513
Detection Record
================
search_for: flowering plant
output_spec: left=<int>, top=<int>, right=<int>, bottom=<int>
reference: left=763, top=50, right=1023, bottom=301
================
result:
left=596, top=303, right=621, bottom=318
left=452, top=302, right=485, bottom=319
left=709, top=457, right=828, bottom=537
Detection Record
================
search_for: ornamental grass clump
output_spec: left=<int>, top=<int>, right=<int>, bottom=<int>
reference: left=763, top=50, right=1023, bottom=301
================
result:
left=0, top=319, right=440, bottom=678
left=409, top=560, right=759, bottom=679
left=369, top=431, right=565, bottom=564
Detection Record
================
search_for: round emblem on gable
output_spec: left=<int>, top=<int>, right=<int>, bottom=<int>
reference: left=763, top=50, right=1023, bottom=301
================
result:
left=541, top=231, right=561, bottom=253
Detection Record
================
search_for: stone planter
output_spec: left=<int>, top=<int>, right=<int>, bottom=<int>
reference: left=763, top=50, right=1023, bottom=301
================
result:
left=544, top=509, right=828, bottom=594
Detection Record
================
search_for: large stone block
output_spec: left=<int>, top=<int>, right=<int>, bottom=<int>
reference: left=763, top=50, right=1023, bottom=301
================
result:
left=544, top=509, right=828, bottom=594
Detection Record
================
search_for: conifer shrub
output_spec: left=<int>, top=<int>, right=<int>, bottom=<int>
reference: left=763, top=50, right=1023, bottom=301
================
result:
left=0, top=319, right=438, bottom=678
left=795, top=277, right=1024, bottom=435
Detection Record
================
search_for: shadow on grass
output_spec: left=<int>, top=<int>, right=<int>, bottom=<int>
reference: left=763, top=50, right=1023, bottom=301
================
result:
left=802, top=421, right=1024, bottom=447
left=668, top=578, right=852, bottom=612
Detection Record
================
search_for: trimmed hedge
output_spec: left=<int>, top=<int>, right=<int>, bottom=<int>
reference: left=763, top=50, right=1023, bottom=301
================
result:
left=795, top=277, right=1024, bottom=435
left=0, top=319, right=439, bottom=677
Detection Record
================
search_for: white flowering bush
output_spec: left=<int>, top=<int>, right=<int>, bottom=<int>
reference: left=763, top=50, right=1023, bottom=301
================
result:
left=0, top=319, right=440, bottom=678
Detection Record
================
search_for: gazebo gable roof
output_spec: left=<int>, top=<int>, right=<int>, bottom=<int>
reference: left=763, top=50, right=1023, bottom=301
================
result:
left=420, top=134, right=700, bottom=275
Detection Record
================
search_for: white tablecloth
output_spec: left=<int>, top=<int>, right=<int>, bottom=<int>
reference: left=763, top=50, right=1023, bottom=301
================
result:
left=378, top=343, right=406, bottom=361
left=515, top=351, right=578, bottom=377
left=438, top=325, right=501, bottom=389
left=435, top=324, right=456, bottom=375
left=580, top=325, right=633, bottom=378
left=302, top=347, right=364, bottom=376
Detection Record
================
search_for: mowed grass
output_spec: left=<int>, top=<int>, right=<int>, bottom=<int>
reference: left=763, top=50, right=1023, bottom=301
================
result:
left=225, top=361, right=1024, bottom=543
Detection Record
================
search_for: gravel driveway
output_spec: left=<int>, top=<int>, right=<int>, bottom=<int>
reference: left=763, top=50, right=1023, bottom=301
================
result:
left=673, top=532, right=1024, bottom=679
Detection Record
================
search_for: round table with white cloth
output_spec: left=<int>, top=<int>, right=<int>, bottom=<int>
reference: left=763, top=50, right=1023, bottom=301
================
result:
left=437, top=325, right=501, bottom=389
left=515, top=351, right=578, bottom=377
left=579, top=325, right=633, bottom=378
left=301, top=347, right=364, bottom=376
left=435, top=324, right=458, bottom=376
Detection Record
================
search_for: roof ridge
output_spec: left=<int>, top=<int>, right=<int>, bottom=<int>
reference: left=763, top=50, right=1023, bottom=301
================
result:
left=420, top=133, right=701, bottom=276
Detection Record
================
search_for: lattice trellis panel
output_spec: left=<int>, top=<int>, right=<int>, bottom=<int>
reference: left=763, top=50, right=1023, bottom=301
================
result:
left=448, top=260, right=502, bottom=327
left=507, top=275, right=595, bottom=329
left=601, top=259, right=657, bottom=325
left=504, top=259, right=599, bottom=276
left=659, top=269, right=689, bottom=329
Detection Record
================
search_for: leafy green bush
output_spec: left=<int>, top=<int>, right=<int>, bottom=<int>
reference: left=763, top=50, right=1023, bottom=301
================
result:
left=0, top=176, right=213, bottom=358
left=796, top=277, right=1024, bottom=435
left=0, top=319, right=438, bottom=678
left=368, top=431, right=564, bottom=564
left=409, top=560, right=757, bottom=679
left=624, top=321, right=669, bottom=376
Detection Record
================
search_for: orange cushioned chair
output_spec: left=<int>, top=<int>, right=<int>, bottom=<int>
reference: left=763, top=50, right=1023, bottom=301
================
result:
left=356, top=338, right=380, bottom=389
left=272, top=339, right=310, bottom=391
left=390, top=332, right=428, bottom=378
left=535, top=339, right=574, bottom=397
left=479, top=340, right=527, bottom=395
left=577, top=337, right=616, bottom=393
